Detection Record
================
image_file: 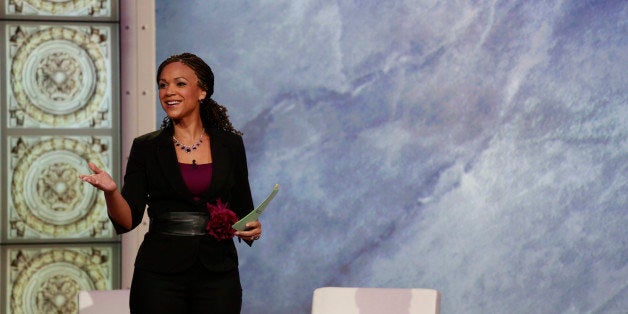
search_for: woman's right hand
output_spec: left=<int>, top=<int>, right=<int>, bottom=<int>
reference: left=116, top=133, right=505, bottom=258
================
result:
left=79, top=162, right=117, bottom=194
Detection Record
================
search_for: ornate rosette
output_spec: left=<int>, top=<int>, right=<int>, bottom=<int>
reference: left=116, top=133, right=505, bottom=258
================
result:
left=9, top=25, right=110, bottom=127
left=6, top=0, right=111, bottom=17
left=9, top=136, right=111, bottom=239
left=7, top=247, right=112, bottom=314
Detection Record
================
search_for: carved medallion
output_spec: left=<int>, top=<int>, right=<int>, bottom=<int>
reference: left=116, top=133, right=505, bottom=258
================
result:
left=8, top=136, right=112, bottom=239
left=8, top=25, right=111, bottom=127
left=6, top=0, right=111, bottom=17
left=7, top=247, right=112, bottom=314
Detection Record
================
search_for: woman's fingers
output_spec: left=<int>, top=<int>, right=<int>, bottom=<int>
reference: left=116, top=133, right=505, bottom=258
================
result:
left=246, top=221, right=260, bottom=229
left=79, top=162, right=117, bottom=192
left=88, top=161, right=101, bottom=173
left=236, top=221, right=262, bottom=240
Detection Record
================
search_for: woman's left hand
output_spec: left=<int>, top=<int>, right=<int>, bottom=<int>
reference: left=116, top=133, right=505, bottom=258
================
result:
left=235, top=220, right=262, bottom=241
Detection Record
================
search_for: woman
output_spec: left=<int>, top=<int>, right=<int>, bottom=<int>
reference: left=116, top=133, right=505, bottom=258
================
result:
left=80, top=52, right=261, bottom=313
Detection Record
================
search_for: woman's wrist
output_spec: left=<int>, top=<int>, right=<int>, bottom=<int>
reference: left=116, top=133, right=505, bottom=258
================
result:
left=103, top=187, right=119, bottom=197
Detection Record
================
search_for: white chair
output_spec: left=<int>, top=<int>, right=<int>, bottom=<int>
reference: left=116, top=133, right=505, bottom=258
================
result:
left=78, top=289, right=130, bottom=314
left=312, top=287, right=441, bottom=314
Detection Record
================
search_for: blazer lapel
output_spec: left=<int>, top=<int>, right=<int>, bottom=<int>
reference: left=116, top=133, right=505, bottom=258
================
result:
left=205, top=128, right=232, bottom=201
left=155, top=130, right=193, bottom=199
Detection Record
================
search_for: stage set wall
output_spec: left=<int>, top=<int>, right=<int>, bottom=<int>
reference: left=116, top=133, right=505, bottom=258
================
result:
left=154, top=1, right=627, bottom=314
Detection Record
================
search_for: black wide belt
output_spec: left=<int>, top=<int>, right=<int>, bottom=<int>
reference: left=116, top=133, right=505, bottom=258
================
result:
left=149, top=212, right=209, bottom=236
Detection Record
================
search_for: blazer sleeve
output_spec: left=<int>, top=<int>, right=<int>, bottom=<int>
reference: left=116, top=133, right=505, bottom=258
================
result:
left=232, top=135, right=256, bottom=246
left=232, top=135, right=254, bottom=219
left=112, top=137, right=149, bottom=234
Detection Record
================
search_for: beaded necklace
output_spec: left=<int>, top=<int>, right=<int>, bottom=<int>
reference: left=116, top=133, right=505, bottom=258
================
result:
left=172, top=132, right=204, bottom=153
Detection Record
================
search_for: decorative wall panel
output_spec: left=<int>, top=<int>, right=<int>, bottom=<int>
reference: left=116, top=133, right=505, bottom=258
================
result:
left=1, top=1, right=120, bottom=313
left=3, top=0, right=114, bottom=18
left=2, top=244, right=117, bottom=314
left=6, top=23, right=113, bottom=128
left=6, top=135, right=113, bottom=240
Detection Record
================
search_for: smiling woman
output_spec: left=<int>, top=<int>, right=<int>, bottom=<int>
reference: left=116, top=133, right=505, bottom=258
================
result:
left=80, top=52, right=262, bottom=314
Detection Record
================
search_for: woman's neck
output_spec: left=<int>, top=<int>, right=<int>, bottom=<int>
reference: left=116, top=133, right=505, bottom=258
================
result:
left=172, top=121, right=205, bottom=142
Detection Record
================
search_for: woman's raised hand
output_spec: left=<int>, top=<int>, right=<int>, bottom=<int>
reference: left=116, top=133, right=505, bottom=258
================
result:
left=79, top=162, right=118, bottom=194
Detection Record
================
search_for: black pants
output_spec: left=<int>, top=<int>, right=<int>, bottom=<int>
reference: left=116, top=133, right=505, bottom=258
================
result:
left=129, top=260, right=242, bottom=313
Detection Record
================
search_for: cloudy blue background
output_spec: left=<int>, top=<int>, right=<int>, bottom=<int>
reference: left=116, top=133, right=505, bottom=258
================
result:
left=155, top=1, right=627, bottom=313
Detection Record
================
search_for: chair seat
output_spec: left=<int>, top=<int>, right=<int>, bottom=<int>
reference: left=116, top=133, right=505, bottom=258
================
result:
left=312, top=287, right=441, bottom=314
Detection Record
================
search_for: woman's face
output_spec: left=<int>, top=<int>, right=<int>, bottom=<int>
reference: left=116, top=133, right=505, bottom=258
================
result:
left=158, top=61, right=207, bottom=122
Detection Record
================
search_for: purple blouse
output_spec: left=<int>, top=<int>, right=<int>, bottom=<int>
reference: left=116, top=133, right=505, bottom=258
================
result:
left=178, top=162, right=213, bottom=197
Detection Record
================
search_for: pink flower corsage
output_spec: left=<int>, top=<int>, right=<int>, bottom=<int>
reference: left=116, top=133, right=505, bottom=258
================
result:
left=206, top=199, right=238, bottom=240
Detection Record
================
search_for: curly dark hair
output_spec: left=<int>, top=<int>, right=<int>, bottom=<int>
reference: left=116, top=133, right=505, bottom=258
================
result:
left=157, top=52, right=242, bottom=135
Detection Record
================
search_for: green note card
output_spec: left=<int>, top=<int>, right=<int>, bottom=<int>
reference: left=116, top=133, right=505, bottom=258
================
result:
left=232, top=184, right=279, bottom=231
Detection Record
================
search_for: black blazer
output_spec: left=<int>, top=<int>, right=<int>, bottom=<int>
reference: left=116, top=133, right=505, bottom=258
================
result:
left=114, top=126, right=254, bottom=273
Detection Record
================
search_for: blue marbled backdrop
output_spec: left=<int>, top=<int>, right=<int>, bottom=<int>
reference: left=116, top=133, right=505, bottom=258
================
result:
left=155, top=1, right=627, bottom=313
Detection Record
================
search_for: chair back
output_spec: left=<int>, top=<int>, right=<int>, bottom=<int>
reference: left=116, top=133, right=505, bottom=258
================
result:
left=312, top=287, right=440, bottom=314
left=78, top=289, right=130, bottom=314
